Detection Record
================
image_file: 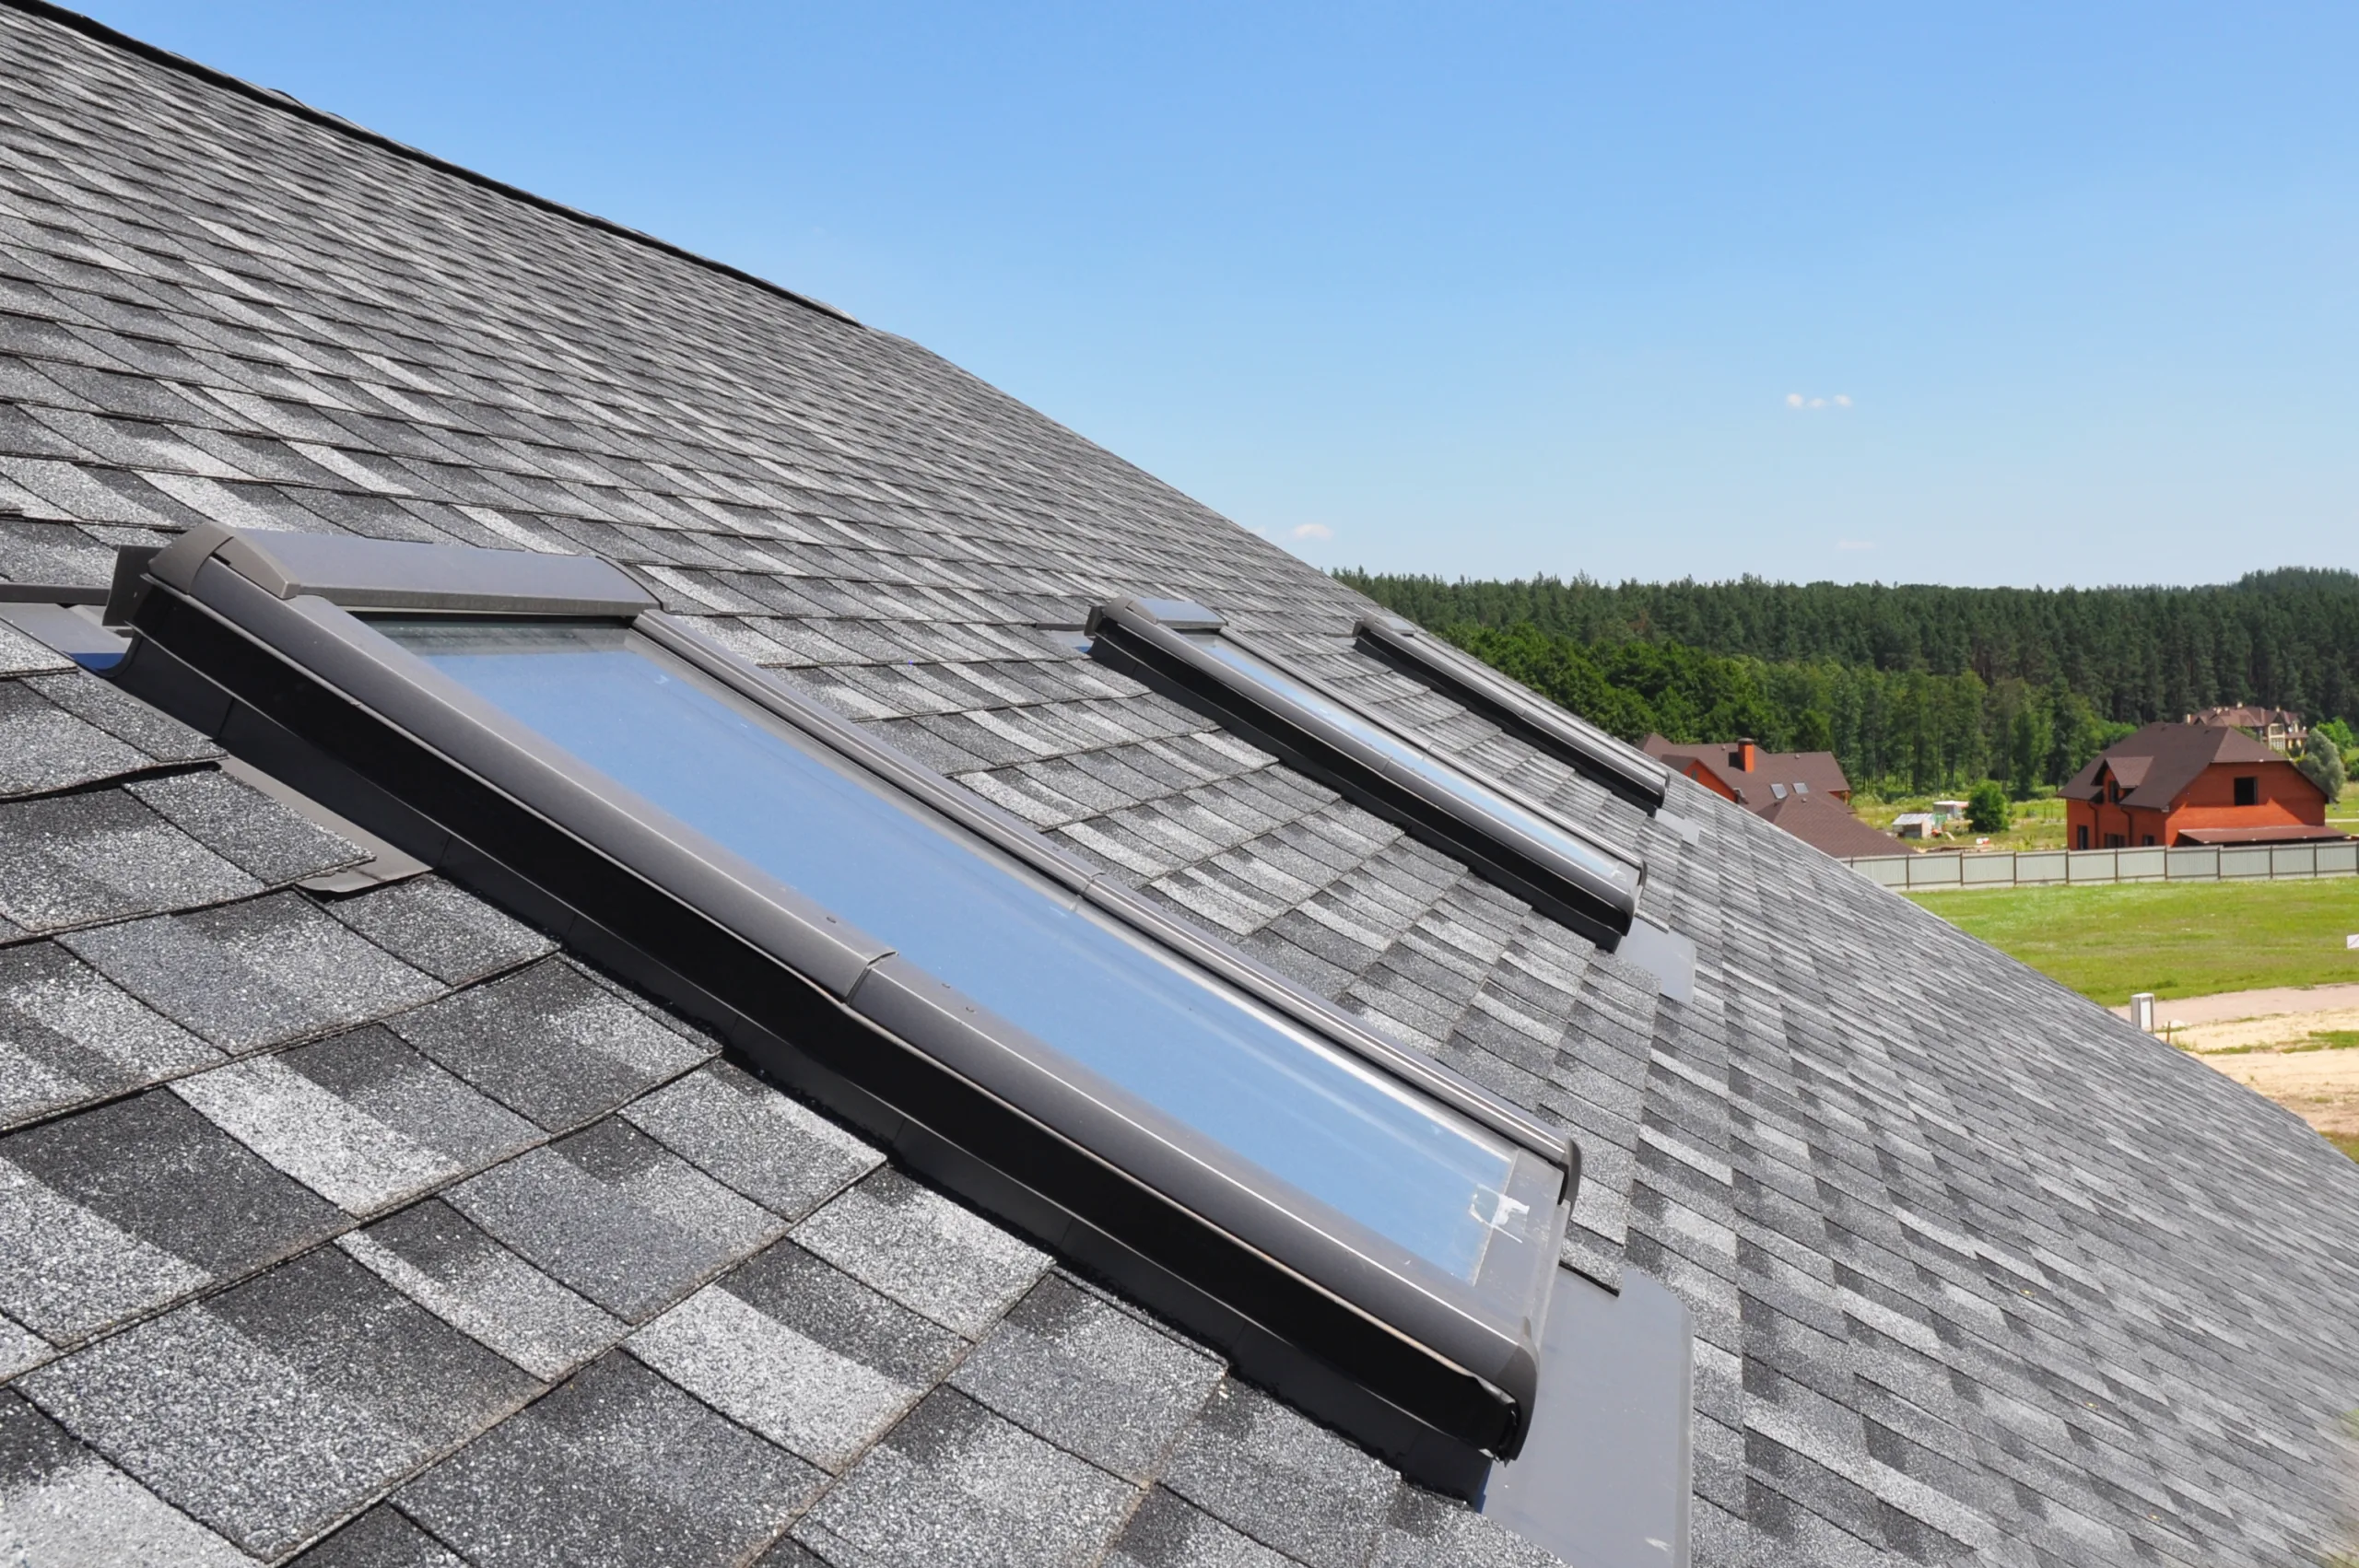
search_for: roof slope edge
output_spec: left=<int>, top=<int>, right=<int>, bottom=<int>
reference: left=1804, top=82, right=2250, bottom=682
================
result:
left=0, top=0, right=863, bottom=328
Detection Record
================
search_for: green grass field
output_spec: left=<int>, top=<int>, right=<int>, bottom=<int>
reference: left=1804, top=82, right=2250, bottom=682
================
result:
left=1907, top=878, right=2359, bottom=1005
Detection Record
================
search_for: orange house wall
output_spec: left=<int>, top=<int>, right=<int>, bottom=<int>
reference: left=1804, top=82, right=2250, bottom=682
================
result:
left=1683, top=762, right=1740, bottom=803
left=2067, top=760, right=2325, bottom=847
left=2163, top=760, right=2325, bottom=839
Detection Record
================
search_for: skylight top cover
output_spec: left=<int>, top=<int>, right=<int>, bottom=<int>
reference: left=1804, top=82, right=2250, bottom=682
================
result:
left=381, top=619, right=1521, bottom=1281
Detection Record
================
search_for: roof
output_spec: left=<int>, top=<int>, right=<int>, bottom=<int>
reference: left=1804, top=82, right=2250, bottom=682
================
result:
left=1638, top=737, right=1852, bottom=808
left=1, top=6, right=2358, bottom=1564
left=1752, top=795, right=1907, bottom=860
left=2060, top=721, right=2307, bottom=810
left=2173, top=824, right=2352, bottom=846
left=2189, top=706, right=2302, bottom=731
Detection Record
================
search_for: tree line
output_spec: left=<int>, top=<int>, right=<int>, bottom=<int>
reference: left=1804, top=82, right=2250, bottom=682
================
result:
left=1338, top=568, right=2359, bottom=797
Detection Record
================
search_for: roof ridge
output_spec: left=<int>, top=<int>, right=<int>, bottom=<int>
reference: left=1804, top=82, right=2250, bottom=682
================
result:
left=0, top=0, right=863, bottom=329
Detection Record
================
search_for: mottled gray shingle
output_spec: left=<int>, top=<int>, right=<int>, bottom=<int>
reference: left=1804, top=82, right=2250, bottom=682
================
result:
left=321, top=875, right=555, bottom=985
left=791, top=1389, right=1136, bottom=1568
left=1160, top=1384, right=1399, bottom=1568
left=0, top=1392, right=252, bottom=1567
left=951, top=1274, right=1223, bottom=1480
left=0, top=789, right=258, bottom=934
left=390, top=960, right=710, bottom=1131
left=0, top=1090, right=340, bottom=1340
left=395, top=1351, right=821, bottom=1568
left=631, top=1239, right=963, bottom=1471
left=125, top=769, right=367, bottom=885
left=792, top=1168, right=1047, bottom=1338
left=622, top=1060, right=882, bottom=1220
left=446, top=1117, right=781, bottom=1322
left=174, top=1026, right=534, bottom=1215
left=18, top=1248, right=534, bottom=1558
left=62, top=893, right=441, bottom=1053
left=0, top=939, right=218, bottom=1128
left=286, top=1505, right=466, bottom=1568
left=337, top=1199, right=624, bottom=1382
left=0, top=679, right=147, bottom=798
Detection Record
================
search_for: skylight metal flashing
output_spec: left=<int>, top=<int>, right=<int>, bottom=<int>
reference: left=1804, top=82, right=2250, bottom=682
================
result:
left=107, top=525, right=1576, bottom=1493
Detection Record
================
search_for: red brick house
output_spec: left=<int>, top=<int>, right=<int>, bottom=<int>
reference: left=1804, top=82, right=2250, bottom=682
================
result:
left=2060, top=722, right=2341, bottom=848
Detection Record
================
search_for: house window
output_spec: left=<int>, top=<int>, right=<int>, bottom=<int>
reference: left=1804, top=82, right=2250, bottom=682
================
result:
left=115, top=525, right=1575, bottom=1484
left=2234, top=776, right=2258, bottom=806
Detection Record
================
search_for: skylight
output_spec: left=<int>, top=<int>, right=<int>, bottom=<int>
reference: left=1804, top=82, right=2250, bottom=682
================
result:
left=109, top=524, right=1575, bottom=1493
left=1355, top=613, right=1671, bottom=812
left=1084, top=598, right=1693, bottom=999
left=381, top=618, right=1520, bottom=1280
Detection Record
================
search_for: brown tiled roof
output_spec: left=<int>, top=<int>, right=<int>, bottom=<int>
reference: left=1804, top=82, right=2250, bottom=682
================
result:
left=1637, top=737, right=1849, bottom=807
left=1753, top=793, right=1905, bottom=859
left=2060, top=722, right=2302, bottom=809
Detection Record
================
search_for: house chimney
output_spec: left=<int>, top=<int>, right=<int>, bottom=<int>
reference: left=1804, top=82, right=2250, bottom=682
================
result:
left=1736, top=738, right=1757, bottom=772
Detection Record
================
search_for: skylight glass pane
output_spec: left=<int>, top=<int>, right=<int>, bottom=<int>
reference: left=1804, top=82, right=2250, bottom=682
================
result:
left=382, top=620, right=1516, bottom=1279
left=1184, top=635, right=1635, bottom=891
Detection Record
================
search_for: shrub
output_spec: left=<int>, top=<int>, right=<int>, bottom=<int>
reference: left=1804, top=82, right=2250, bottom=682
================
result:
left=1966, top=780, right=2012, bottom=834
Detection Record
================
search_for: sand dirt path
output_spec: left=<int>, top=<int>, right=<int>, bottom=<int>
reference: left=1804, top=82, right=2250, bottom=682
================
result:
left=2121, top=984, right=2359, bottom=1142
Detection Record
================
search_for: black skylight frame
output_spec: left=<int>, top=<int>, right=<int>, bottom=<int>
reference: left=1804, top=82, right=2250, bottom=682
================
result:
left=107, top=525, right=1577, bottom=1494
left=1085, top=599, right=1646, bottom=947
left=1354, top=613, right=1672, bottom=813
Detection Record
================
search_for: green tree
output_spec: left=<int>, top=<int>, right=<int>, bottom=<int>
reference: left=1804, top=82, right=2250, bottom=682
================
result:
left=2301, top=735, right=2348, bottom=803
left=1966, top=780, right=2012, bottom=834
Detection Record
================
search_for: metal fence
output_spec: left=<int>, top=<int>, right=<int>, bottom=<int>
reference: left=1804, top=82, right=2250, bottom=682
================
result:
left=1847, top=838, right=2359, bottom=891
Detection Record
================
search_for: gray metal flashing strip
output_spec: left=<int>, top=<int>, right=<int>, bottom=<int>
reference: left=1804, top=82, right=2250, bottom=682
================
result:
left=1480, top=1266, right=1693, bottom=1568
left=0, top=0, right=863, bottom=327
left=1355, top=614, right=1672, bottom=812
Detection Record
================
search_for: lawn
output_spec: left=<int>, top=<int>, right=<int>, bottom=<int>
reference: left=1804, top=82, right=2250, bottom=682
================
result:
left=1907, top=878, right=2359, bottom=1005
left=1857, top=792, right=2067, bottom=852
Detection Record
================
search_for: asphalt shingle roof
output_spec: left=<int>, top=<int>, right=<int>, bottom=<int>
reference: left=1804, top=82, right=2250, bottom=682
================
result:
left=0, top=5, right=2356, bottom=1563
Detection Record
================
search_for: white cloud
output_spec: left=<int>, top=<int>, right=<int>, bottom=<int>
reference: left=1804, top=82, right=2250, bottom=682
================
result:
left=1291, top=522, right=1333, bottom=541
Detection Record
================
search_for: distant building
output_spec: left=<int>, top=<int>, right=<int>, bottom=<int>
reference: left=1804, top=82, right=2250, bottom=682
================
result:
left=1641, top=736, right=1900, bottom=857
left=2061, top=721, right=2342, bottom=848
left=2187, top=705, right=2306, bottom=755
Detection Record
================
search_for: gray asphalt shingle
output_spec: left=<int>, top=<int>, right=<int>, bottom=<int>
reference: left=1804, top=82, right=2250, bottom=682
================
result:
left=18, top=1246, right=534, bottom=1558
left=0, top=7, right=2352, bottom=1562
left=394, top=1350, right=821, bottom=1568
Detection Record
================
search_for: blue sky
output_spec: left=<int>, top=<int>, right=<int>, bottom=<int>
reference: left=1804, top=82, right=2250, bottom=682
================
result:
left=83, top=3, right=2359, bottom=587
